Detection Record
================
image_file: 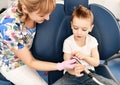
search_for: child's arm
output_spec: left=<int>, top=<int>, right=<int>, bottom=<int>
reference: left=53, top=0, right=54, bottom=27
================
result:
left=72, top=46, right=100, bottom=67
left=86, top=46, right=100, bottom=67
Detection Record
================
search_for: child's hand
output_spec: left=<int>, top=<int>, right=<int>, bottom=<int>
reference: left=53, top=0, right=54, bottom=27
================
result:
left=72, top=51, right=86, bottom=60
left=74, top=64, right=85, bottom=77
left=57, top=59, right=76, bottom=71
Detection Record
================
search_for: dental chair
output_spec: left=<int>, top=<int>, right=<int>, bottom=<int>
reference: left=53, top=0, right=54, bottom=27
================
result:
left=52, top=0, right=120, bottom=84
left=56, top=0, right=120, bottom=84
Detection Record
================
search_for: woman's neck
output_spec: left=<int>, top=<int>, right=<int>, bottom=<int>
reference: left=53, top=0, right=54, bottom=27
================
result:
left=24, top=18, right=35, bottom=28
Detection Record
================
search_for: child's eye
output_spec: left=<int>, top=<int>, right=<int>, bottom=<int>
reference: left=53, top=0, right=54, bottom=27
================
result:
left=82, top=27, right=88, bottom=31
left=73, top=27, right=79, bottom=30
left=38, top=14, right=45, bottom=17
left=39, top=15, right=44, bottom=17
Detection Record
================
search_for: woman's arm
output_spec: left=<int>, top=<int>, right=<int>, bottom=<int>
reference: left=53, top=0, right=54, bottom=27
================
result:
left=12, top=46, right=57, bottom=71
left=12, top=46, right=76, bottom=71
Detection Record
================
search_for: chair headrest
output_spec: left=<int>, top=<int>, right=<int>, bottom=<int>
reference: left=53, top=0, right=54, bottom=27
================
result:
left=64, top=0, right=89, bottom=16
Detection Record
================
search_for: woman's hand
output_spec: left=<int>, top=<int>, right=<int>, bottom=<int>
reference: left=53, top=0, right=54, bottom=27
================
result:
left=57, top=59, right=76, bottom=71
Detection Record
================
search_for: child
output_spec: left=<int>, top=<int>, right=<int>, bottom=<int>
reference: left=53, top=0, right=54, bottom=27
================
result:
left=53, top=5, right=118, bottom=85
left=0, top=0, right=76, bottom=85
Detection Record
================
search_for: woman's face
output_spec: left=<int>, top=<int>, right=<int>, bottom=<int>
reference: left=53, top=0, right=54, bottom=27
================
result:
left=22, top=2, right=54, bottom=24
left=27, top=10, right=51, bottom=23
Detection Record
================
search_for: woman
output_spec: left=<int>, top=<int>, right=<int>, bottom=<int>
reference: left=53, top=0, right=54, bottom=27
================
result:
left=0, top=0, right=76, bottom=85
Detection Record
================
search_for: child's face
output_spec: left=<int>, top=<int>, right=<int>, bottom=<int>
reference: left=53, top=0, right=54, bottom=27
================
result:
left=27, top=10, right=51, bottom=24
left=71, top=16, right=93, bottom=40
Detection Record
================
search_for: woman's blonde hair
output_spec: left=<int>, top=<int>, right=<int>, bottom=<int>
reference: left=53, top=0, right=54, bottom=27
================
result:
left=71, top=5, right=94, bottom=25
left=17, top=0, right=56, bottom=22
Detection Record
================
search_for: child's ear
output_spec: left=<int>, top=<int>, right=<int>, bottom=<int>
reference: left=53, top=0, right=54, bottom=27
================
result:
left=89, top=24, right=94, bottom=32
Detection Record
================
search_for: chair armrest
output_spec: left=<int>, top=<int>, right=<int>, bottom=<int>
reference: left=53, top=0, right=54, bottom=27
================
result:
left=104, top=52, right=120, bottom=65
left=95, top=64, right=119, bottom=84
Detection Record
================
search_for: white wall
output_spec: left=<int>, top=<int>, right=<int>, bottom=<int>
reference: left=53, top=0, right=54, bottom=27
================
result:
left=1, top=0, right=120, bottom=20
left=89, top=0, right=120, bottom=20
left=0, top=0, right=16, bottom=9
left=0, top=0, right=8, bottom=9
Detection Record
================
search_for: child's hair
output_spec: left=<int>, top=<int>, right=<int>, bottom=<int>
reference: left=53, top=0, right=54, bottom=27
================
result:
left=17, top=0, right=56, bottom=22
left=71, top=5, right=94, bottom=25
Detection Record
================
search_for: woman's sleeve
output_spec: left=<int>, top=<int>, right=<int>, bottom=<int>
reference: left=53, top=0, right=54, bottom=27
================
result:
left=0, top=21, right=25, bottom=50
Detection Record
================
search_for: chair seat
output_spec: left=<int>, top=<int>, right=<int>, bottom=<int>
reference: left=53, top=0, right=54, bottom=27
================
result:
left=0, top=73, right=13, bottom=85
left=0, top=80, right=12, bottom=85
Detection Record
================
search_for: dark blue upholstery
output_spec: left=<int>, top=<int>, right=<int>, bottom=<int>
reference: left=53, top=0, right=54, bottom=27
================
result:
left=31, top=4, right=65, bottom=62
left=0, top=74, right=13, bottom=85
left=0, top=80, right=12, bottom=85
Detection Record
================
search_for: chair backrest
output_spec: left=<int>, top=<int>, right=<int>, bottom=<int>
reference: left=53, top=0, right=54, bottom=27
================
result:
left=56, top=3, right=120, bottom=84
left=89, top=4, right=120, bottom=60
left=31, top=4, right=65, bottom=62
